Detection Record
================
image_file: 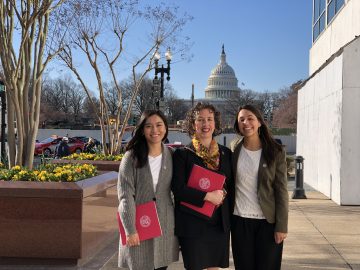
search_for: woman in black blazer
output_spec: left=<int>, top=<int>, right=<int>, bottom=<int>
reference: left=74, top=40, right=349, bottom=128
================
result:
left=171, top=102, right=234, bottom=270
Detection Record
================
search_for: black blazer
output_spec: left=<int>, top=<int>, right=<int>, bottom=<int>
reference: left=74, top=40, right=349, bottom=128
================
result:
left=171, top=143, right=234, bottom=237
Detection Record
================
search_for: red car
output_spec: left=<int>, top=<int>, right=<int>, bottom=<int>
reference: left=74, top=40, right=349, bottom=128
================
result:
left=165, top=142, right=184, bottom=150
left=34, top=137, right=85, bottom=156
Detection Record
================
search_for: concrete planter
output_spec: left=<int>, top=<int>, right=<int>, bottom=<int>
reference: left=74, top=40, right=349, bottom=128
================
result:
left=52, top=159, right=121, bottom=172
left=0, top=171, right=119, bottom=265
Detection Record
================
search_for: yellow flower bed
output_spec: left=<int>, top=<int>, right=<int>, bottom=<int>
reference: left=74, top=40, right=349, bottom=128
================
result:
left=63, top=152, right=123, bottom=161
left=0, top=163, right=97, bottom=182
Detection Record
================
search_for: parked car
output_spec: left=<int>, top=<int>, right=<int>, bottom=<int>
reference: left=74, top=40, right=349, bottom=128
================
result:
left=34, top=137, right=85, bottom=156
left=165, top=142, right=184, bottom=150
left=121, top=138, right=130, bottom=147
left=72, top=136, right=101, bottom=147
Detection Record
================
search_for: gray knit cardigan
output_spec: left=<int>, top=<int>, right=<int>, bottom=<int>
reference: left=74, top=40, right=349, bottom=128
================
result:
left=117, top=145, right=179, bottom=270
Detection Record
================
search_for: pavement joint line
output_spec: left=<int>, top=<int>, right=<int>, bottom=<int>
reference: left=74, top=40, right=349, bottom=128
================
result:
left=99, top=254, right=116, bottom=270
left=292, top=201, right=354, bottom=270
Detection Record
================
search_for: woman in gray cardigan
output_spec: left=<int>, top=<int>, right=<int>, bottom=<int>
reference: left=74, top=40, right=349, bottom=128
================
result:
left=117, top=110, right=179, bottom=270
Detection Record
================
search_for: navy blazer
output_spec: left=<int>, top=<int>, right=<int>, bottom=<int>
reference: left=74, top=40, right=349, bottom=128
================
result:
left=171, top=143, right=234, bottom=237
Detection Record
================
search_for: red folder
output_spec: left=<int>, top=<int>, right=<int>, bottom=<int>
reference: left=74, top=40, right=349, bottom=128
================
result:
left=180, top=164, right=226, bottom=217
left=117, top=201, right=162, bottom=246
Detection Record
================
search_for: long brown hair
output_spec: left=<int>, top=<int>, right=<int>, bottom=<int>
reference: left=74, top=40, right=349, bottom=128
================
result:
left=233, top=104, right=282, bottom=166
left=126, top=110, right=168, bottom=168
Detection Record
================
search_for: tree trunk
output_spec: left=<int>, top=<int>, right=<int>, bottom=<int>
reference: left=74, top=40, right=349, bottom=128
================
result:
left=6, top=92, right=16, bottom=168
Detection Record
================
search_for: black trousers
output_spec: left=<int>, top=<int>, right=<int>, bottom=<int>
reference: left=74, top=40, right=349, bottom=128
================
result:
left=231, top=215, right=283, bottom=270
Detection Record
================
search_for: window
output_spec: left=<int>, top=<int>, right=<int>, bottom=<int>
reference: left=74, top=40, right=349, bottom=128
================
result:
left=313, top=0, right=326, bottom=41
left=327, top=0, right=345, bottom=23
left=313, top=0, right=345, bottom=42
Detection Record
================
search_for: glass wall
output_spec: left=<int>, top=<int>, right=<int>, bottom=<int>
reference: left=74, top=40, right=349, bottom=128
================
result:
left=312, top=0, right=345, bottom=42
left=313, top=0, right=326, bottom=41
left=327, top=0, right=345, bottom=23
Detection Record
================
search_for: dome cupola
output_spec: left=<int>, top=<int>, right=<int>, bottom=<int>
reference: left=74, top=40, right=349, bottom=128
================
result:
left=205, top=45, right=240, bottom=100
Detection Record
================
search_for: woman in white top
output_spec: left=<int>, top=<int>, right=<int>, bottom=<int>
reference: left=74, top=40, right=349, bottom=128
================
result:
left=117, top=110, right=179, bottom=270
left=230, top=104, right=288, bottom=270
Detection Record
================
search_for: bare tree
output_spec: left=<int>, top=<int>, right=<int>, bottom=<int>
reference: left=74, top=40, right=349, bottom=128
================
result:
left=0, top=0, right=66, bottom=168
left=225, top=88, right=258, bottom=116
left=256, top=91, right=278, bottom=125
left=272, top=80, right=302, bottom=129
left=82, top=95, right=100, bottom=123
left=103, top=82, right=122, bottom=117
left=121, top=75, right=155, bottom=115
left=68, top=83, right=85, bottom=123
left=57, top=0, right=192, bottom=155
left=164, top=86, right=189, bottom=125
left=41, top=76, right=85, bottom=123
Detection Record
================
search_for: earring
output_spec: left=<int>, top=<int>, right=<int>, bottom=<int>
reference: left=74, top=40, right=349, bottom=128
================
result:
left=258, top=127, right=261, bottom=135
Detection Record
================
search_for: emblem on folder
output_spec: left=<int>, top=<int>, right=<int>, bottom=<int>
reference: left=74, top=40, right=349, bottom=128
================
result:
left=140, top=215, right=151, bottom=228
left=199, top=177, right=211, bottom=190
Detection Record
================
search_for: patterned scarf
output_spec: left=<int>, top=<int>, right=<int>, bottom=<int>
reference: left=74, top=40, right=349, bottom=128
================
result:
left=192, top=135, right=220, bottom=170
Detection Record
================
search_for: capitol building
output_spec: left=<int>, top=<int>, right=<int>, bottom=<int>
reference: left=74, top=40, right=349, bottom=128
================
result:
left=183, top=45, right=241, bottom=129
left=204, top=45, right=240, bottom=100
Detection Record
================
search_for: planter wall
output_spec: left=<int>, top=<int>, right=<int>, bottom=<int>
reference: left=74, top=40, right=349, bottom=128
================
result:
left=51, top=159, right=121, bottom=172
left=0, top=171, right=119, bottom=265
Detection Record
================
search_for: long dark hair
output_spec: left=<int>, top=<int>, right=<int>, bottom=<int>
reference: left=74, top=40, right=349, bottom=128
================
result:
left=233, top=104, right=282, bottom=166
left=185, top=102, right=222, bottom=137
left=126, top=110, right=169, bottom=168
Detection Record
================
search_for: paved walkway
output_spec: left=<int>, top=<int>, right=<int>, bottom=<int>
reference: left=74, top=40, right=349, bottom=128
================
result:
left=1, top=179, right=360, bottom=270
left=102, top=180, right=360, bottom=270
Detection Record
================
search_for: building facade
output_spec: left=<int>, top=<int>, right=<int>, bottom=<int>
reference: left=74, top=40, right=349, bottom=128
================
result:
left=297, top=0, right=360, bottom=205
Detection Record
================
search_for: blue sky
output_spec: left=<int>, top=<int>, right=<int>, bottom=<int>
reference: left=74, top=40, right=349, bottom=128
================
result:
left=165, top=0, right=313, bottom=99
left=49, top=1, right=313, bottom=100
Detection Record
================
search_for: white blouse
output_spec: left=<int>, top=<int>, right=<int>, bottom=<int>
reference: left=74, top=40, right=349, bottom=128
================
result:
left=234, top=146, right=265, bottom=219
left=148, top=154, right=162, bottom=192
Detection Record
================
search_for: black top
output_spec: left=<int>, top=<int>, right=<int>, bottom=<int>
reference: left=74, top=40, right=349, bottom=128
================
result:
left=55, top=141, right=70, bottom=158
left=84, top=142, right=96, bottom=153
left=171, top=143, right=234, bottom=237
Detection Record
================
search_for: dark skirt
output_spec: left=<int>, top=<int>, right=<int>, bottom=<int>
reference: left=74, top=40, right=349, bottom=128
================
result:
left=179, top=221, right=230, bottom=270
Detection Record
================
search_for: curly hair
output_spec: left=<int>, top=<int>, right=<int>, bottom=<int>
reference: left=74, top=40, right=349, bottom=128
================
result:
left=184, top=102, right=222, bottom=137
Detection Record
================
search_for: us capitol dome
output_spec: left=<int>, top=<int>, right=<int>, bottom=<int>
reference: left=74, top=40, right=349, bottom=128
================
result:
left=205, top=45, right=240, bottom=100
left=181, top=45, right=241, bottom=129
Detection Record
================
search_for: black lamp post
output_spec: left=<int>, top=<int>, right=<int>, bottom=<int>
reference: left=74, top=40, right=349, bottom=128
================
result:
left=0, top=80, right=6, bottom=163
left=153, top=47, right=172, bottom=111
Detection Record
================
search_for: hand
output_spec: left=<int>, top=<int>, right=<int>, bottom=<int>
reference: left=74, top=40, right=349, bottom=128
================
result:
left=127, top=233, right=140, bottom=247
left=204, top=189, right=225, bottom=206
left=222, top=188, right=227, bottom=202
left=274, top=232, right=287, bottom=244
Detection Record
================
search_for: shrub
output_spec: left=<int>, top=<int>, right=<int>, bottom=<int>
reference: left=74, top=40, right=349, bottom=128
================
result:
left=0, top=163, right=97, bottom=182
left=63, top=153, right=123, bottom=161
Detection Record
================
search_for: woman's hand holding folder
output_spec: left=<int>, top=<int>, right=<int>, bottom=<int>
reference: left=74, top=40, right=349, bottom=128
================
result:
left=127, top=233, right=140, bottom=247
left=204, top=189, right=225, bottom=206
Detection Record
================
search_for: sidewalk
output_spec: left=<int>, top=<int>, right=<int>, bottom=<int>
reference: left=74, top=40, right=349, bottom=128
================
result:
left=102, top=180, right=360, bottom=270
left=1, top=179, right=360, bottom=270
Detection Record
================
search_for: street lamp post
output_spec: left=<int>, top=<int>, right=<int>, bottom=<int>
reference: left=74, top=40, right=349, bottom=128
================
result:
left=153, top=48, right=172, bottom=111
